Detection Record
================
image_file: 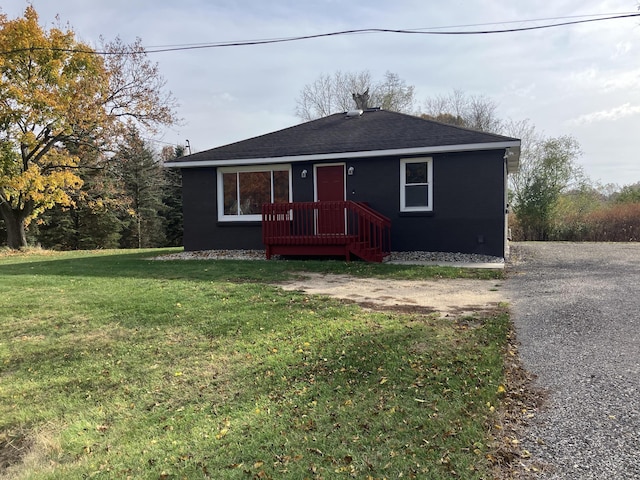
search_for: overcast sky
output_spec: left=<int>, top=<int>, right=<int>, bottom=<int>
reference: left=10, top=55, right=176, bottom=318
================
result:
left=2, top=0, right=639, bottom=186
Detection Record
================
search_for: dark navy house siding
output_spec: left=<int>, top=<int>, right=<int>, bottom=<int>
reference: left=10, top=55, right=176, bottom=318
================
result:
left=181, top=149, right=507, bottom=257
left=181, top=168, right=263, bottom=251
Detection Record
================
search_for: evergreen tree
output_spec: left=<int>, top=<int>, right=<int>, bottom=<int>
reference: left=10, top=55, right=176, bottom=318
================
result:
left=30, top=148, right=127, bottom=249
left=114, top=126, right=167, bottom=248
left=160, top=145, right=184, bottom=247
left=72, top=160, right=127, bottom=249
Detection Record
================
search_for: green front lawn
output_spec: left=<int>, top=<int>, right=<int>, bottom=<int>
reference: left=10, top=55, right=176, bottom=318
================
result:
left=0, top=249, right=508, bottom=479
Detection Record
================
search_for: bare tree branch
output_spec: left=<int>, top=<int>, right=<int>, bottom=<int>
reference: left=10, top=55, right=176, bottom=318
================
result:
left=295, top=70, right=416, bottom=121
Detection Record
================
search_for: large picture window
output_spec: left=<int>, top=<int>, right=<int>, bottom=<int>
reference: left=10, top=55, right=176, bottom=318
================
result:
left=218, top=165, right=291, bottom=221
left=400, top=158, right=433, bottom=212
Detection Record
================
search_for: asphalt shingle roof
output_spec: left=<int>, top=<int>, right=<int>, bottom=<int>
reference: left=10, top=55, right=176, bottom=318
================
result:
left=172, top=109, right=519, bottom=164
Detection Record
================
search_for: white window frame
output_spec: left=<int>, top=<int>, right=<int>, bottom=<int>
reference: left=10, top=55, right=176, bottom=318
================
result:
left=217, top=164, right=292, bottom=221
left=400, top=157, right=433, bottom=212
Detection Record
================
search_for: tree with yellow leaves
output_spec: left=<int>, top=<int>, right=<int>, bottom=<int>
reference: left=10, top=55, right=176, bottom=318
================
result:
left=0, top=7, right=176, bottom=248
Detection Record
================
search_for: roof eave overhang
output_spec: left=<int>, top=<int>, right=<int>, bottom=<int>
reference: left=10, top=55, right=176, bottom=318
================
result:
left=165, top=141, right=522, bottom=168
left=504, top=145, right=521, bottom=174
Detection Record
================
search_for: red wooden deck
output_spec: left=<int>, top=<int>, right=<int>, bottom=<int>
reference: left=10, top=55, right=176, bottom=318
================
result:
left=262, top=201, right=391, bottom=262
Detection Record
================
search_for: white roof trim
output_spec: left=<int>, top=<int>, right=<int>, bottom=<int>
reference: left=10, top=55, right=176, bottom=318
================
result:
left=164, top=141, right=521, bottom=168
left=505, top=146, right=521, bottom=173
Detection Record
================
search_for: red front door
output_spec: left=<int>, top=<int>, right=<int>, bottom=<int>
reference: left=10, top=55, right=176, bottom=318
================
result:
left=315, top=165, right=345, bottom=234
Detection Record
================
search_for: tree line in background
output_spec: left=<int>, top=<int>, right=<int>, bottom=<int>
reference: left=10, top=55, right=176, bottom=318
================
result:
left=1, top=6, right=638, bottom=250
left=297, top=72, right=640, bottom=243
left=25, top=137, right=184, bottom=250
left=0, top=132, right=183, bottom=250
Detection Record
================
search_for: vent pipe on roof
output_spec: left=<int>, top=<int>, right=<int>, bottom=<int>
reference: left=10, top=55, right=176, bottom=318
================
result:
left=346, top=109, right=363, bottom=117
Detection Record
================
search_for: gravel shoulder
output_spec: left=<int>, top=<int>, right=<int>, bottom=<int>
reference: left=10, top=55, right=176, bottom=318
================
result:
left=505, top=242, right=640, bottom=479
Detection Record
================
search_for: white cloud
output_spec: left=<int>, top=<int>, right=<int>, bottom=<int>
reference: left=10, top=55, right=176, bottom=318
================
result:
left=210, top=92, right=236, bottom=105
left=568, top=67, right=640, bottom=92
left=502, top=82, right=537, bottom=100
left=601, top=69, right=640, bottom=92
left=613, top=41, right=632, bottom=58
left=567, top=103, right=640, bottom=125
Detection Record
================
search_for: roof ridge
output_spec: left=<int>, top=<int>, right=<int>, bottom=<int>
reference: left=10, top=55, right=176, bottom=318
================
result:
left=377, top=109, right=518, bottom=142
left=171, top=109, right=520, bottom=164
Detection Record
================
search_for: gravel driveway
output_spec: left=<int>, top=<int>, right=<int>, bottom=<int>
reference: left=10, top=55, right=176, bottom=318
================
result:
left=506, top=242, right=640, bottom=479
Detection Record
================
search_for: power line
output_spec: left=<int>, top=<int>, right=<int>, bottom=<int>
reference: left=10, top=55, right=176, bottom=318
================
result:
left=0, top=12, right=638, bottom=56
left=405, top=11, right=640, bottom=32
left=141, top=136, right=184, bottom=147
left=142, top=12, right=637, bottom=49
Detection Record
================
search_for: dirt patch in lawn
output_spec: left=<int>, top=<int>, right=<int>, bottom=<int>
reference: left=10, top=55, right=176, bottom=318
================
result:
left=277, top=273, right=505, bottom=317
left=0, top=432, right=29, bottom=473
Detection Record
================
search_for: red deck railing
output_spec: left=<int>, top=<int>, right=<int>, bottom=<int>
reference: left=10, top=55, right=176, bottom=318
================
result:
left=262, top=201, right=391, bottom=262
